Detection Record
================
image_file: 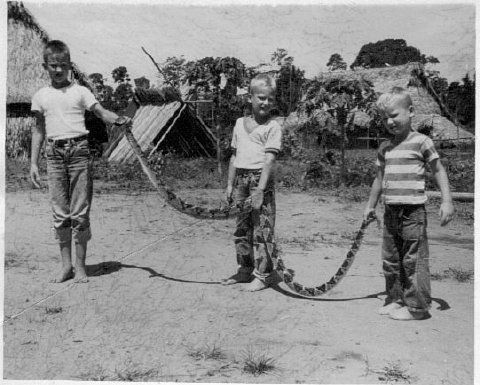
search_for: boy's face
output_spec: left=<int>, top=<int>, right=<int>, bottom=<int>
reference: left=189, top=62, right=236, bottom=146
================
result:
left=380, top=98, right=414, bottom=138
left=43, top=52, right=71, bottom=86
left=249, top=84, right=276, bottom=120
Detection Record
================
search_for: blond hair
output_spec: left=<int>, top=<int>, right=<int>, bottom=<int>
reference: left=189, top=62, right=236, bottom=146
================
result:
left=376, top=87, right=412, bottom=112
left=249, top=73, right=277, bottom=94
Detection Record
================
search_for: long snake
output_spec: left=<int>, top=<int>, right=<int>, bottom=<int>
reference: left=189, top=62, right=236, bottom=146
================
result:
left=118, top=102, right=377, bottom=297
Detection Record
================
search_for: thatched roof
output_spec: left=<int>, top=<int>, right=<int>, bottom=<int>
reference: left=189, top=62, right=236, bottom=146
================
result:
left=108, top=88, right=217, bottom=162
left=7, top=2, right=50, bottom=104
left=317, top=63, right=441, bottom=115
left=7, top=2, right=94, bottom=104
left=317, top=63, right=474, bottom=142
left=413, top=114, right=474, bottom=141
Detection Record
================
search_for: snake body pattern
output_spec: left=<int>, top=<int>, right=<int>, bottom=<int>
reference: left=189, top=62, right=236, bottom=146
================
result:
left=120, top=97, right=377, bottom=297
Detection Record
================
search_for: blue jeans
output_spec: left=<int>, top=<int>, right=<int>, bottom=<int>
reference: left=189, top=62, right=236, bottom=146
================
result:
left=46, top=138, right=93, bottom=244
left=382, top=204, right=431, bottom=312
left=234, top=169, right=276, bottom=283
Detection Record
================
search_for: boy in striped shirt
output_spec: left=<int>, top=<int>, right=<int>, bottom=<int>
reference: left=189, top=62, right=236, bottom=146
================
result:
left=364, top=87, right=454, bottom=320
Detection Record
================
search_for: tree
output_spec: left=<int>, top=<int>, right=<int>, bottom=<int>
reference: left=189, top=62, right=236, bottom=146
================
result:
left=293, top=76, right=380, bottom=185
left=158, top=56, right=190, bottom=88
left=111, top=66, right=133, bottom=112
left=271, top=48, right=293, bottom=66
left=425, top=55, right=440, bottom=64
left=350, top=39, right=434, bottom=69
left=88, top=72, right=114, bottom=110
left=268, top=48, right=305, bottom=116
left=326, top=53, right=347, bottom=71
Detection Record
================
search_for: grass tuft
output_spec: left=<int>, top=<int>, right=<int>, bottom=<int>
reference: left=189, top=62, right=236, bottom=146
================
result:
left=242, top=349, right=277, bottom=376
left=45, top=306, right=63, bottom=314
left=376, top=361, right=415, bottom=383
left=187, top=343, right=226, bottom=361
left=431, top=267, right=473, bottom=282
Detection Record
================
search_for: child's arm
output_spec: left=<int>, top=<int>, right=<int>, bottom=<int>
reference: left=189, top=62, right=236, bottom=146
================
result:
left=91, top=103, right=131, bottom=126
left=363, top=166, right=384, bottom=220
left=30, top=112, right=46, bottom=188
left=430, top=158, right=454, bottom=226
left=225, top=151, right=237, bottom=204
left=251, top=152, right=276, bottom=210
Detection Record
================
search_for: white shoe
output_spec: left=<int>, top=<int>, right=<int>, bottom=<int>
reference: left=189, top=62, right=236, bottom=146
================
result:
left=378, top=302, right=403, bottom=315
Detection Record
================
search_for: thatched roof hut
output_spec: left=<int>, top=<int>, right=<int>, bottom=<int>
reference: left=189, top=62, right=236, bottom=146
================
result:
left=7, top=1, right=94, bottom=108
left=315, top=63, right=473, bottom=142
left=7, top=1, right=50, bottom=106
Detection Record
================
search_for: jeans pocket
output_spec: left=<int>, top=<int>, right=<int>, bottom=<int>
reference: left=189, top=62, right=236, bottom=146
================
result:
left=402, top=207, right=426, bottom=240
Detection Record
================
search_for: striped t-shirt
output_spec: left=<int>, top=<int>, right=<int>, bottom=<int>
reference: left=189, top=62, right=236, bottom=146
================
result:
left=376, top=131, right=439, bottom=205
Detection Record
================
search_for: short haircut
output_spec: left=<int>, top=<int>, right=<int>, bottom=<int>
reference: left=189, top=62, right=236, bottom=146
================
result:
left=43, top=40, right=71, bottom=63
left=376, top=86, right=413, bottom=112
left=249, top=73, right=277, bottom=94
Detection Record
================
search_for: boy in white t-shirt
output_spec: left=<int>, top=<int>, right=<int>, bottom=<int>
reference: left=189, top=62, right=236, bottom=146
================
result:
left=222, top=74, right=282, bottom=291
left=30, top=40, right=131, bottom=283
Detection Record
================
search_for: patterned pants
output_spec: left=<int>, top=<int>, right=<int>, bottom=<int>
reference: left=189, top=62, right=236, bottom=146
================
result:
left=382, top=204, right=431, bottom=312
left=234, top=169, right=276, bottom=283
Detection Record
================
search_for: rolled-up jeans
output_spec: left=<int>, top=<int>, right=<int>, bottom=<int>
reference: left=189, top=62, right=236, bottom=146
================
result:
left=382, top=204, right=431, bottom=312
left=46, top=138, right=93, bottom=244
left=234, top=169, right=276, bottom=284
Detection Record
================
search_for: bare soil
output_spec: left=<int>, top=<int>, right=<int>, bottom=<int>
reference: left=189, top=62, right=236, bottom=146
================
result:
left=3, top=185, right=474, bottom=384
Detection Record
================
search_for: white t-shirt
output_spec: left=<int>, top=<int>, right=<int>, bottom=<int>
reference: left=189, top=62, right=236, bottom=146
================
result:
left=231, top=117, right=282, bottom=169
left=31, top=83, right=98, bottom=140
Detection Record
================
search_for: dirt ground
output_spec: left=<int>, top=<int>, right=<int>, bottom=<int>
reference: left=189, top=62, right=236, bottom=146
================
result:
left=3, top=186, right=474, bottom=384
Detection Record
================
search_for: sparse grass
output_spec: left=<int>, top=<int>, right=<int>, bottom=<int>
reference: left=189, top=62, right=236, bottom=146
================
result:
left=187, top=343, right=226, bottom=361
left=241, top=348, right=277, bottom=376
left=4, top=252, right=22, bottom=269
left=278, top=235, right=319, bottom=250
left=45, top=306, right=63, bottom=314
left=376, top=361, right=415, bottom=383
left=76, top=364, right=110, bottom=381
left=112, top=359, right=159, bottom=382
left=431, top=267, right=473, bottom=282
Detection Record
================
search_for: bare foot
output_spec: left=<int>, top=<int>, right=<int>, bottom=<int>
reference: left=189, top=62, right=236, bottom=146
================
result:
left=50, top=268, right=74, bottom=283
left=389, top=306, right=430, bottom=320
left=73, top=267, right=89, bottom=283
left=221, top=272, right=252, bottom=285
left=378, top=302, right=403, bottom=316
left=242, top=278, right=268, bottom=292
left=74, top=275, right=89, bottom=284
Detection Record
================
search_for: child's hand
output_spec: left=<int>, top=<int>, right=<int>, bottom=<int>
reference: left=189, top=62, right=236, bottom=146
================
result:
left=251, top=188, right=264, bottom=210
left=363, top=206, right=376, bottom=221
left=225, top=185, right=234, bottom=205
left=439, top=201, right=454, bottom=226
left=30, top=165, right=42, bottom=189
left=114, top=116, right=132, bottom=127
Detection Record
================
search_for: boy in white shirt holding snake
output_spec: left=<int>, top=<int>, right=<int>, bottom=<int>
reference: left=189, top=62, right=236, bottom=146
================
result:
left=222, top=74, right=282, bottom=291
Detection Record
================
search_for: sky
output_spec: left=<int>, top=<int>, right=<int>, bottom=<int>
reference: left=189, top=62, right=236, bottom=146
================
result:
left=18, top=0, right=477, bottom=86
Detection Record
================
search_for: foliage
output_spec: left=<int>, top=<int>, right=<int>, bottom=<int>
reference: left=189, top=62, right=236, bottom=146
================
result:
left=293, top=76, right=380, bottom=152
left=158, top=56, right=190, bottom=88
left=88, top=72, right=115, bottom=110
left=110, top=66, right=134, bottom=112
left=271, top=48, right=294, bottom=66
left=327, top=53, right=347, bottom=71
left=273, top=50, right=306, bottom=116
left=410, top=68, right=475, bottom=129
left=350, top=39, right=438, bottom=69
